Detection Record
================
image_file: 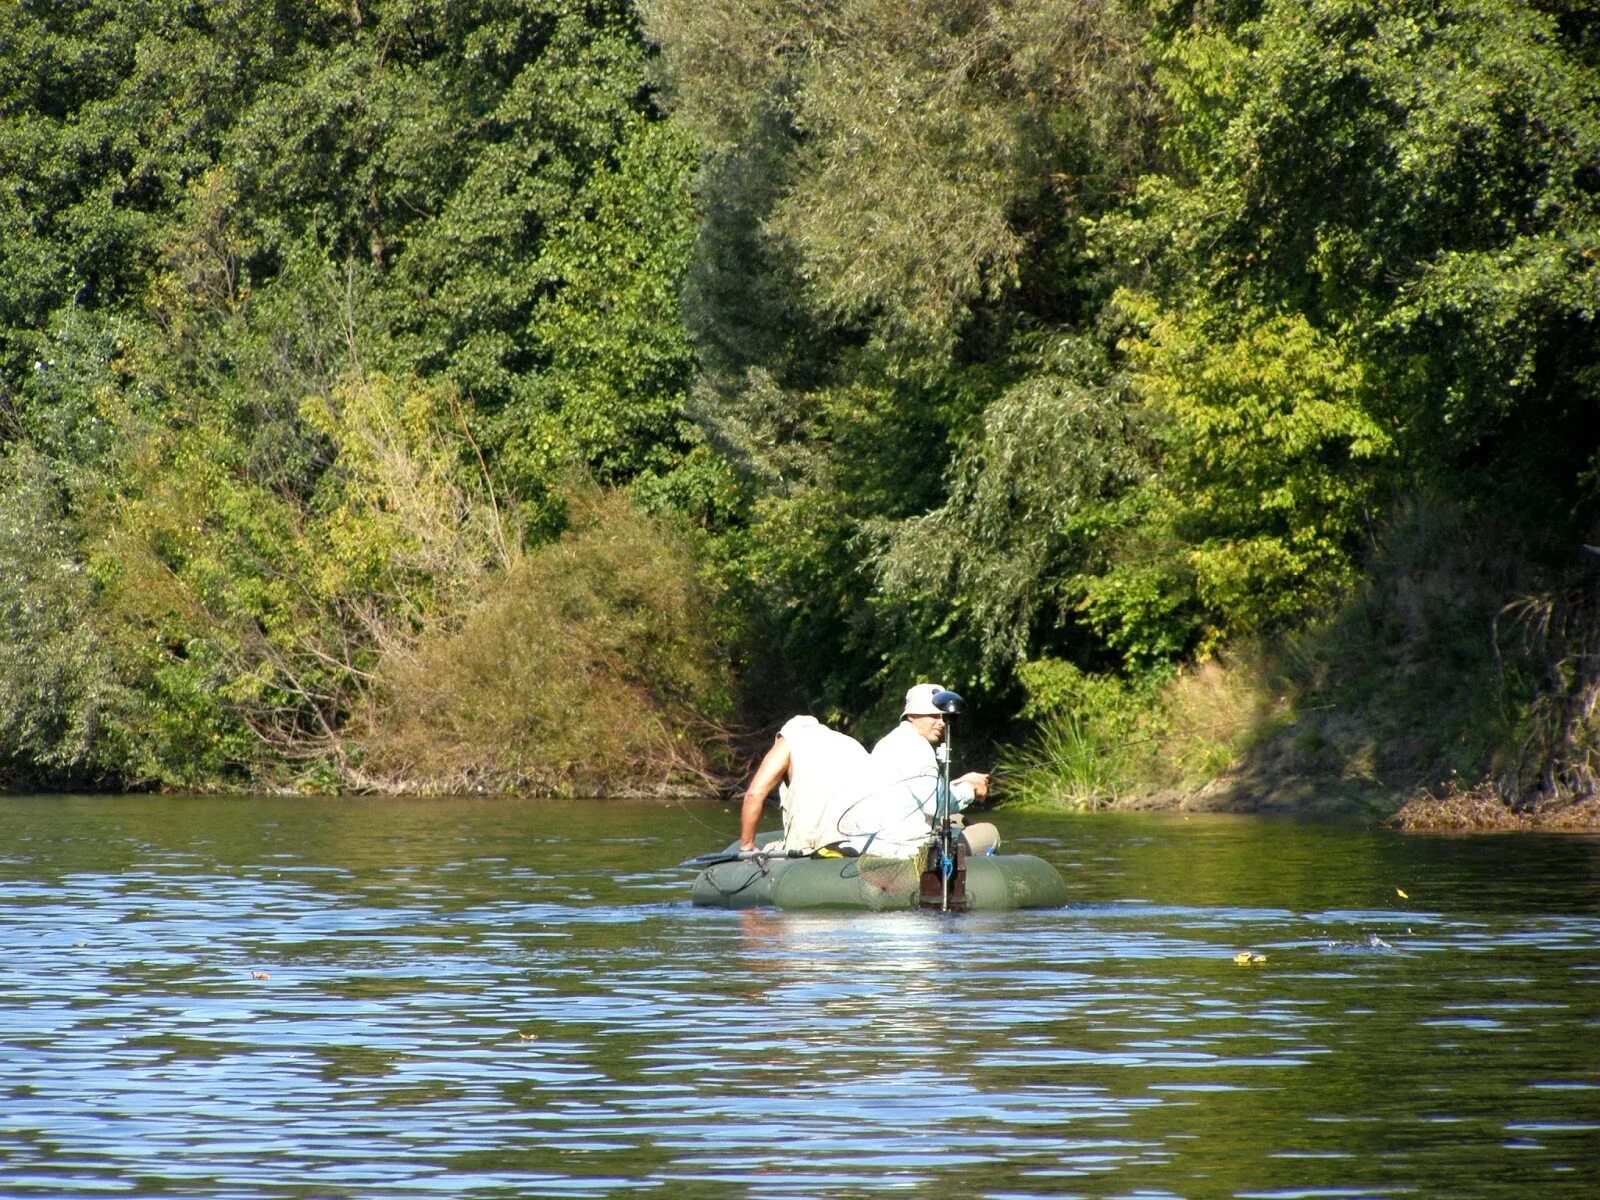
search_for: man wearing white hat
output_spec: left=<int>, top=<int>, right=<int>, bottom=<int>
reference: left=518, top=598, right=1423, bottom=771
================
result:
left=861, top=683, right=1000, bottom=856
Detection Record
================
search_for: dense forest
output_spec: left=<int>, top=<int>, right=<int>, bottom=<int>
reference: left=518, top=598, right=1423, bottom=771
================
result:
left=1, top=0, right=1596, bottom=816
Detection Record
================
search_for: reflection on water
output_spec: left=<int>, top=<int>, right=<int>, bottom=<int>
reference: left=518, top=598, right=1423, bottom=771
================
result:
left=1, top=796, right=1597, bottom=1198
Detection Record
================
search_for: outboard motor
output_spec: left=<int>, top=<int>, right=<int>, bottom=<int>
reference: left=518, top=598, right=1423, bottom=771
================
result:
left=918, top=688, right=969, bottom=912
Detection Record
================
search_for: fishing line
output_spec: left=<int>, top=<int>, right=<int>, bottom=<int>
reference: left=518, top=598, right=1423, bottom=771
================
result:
left=667, top=792, right=746, bottom=839
left=831, top=771, right=950, bottom=856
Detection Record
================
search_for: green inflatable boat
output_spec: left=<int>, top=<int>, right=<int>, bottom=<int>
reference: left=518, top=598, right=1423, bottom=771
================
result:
left=689, top=843, right=1069, bottom=911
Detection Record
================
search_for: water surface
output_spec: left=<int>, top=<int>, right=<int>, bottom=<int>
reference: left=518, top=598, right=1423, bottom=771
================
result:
left=1, top=796, right=1596, bottom=1198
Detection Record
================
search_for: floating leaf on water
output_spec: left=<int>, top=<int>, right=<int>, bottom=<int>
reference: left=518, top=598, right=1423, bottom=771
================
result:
left=250, top=971, right=270, bottom=980
left=1396, top=887, right=1410, bottom=899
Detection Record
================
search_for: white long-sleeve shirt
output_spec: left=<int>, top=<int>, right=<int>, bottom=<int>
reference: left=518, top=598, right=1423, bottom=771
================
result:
left=846, top=721, right=975, bottom=857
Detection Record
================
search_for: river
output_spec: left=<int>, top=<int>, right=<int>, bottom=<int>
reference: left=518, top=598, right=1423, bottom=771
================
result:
left=1, top=795, right=1596, bottom=1198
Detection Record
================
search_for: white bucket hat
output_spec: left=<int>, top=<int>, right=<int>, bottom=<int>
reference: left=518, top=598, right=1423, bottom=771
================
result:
left=901, top=683, right=947, bottom=717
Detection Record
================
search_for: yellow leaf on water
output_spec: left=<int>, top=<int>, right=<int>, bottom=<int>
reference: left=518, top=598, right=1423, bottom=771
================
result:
left=1396, top=887, right=1409, bottom=899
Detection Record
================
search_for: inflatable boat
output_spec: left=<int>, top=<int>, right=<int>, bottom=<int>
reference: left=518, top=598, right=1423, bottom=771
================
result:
left=694, top=688, right=1067, bottom=911
left=689, top=841, right=1069, bottom=911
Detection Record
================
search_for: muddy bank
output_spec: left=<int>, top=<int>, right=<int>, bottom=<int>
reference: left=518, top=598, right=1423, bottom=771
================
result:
left=1104, top=777, right=1395, bottom=820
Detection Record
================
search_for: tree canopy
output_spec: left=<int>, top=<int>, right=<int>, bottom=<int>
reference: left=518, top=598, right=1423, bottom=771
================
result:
left=2, top=0, right=1595, bottom=803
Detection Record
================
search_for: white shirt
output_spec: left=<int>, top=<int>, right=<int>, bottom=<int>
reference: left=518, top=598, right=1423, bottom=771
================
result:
left=847, top=720, right=976, bottom=857
left=776, top=716, right=873, bottom=851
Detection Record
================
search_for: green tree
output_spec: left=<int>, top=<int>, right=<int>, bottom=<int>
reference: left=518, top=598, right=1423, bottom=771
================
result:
left=0, top=446, right=134, bottom=786
left=1076, top=302, right=1396, bottom=664
left=1107, top=0, right=1600, bottom=513
left=645, top=0, right=1158, bottom=363
left=873, top=336, right=1145, bottom=683
left=644, top=0, right=1164, bottom=715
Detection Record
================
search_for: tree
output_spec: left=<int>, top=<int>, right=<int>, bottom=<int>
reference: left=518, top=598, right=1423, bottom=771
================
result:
left=643, top=0, right=1163, bottom=715
left=644, top=0, right=1158, bottom=363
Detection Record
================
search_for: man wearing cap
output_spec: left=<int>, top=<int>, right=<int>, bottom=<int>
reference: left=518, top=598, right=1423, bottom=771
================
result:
left=862, top=683, right=1000, bottom=856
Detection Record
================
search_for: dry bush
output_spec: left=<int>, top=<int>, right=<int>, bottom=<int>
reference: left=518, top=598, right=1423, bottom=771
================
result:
left=1157, top=655, right=1293, bottom=785
left=1390, top=776, right=1600, bottom=832
left=1390, top=776, right=1530, bottom=831
left=351, top=487, right=733, bottom=795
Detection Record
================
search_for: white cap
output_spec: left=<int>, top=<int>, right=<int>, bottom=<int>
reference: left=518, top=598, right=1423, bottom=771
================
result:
left=901, top=683, right=946, bottom=717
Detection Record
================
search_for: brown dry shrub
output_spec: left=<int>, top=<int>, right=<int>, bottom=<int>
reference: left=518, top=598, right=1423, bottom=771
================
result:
left=1389, top=777, right=1529, bottom=831
left=351, top=487, right=733, bottom=795
left=1390, top=776, right=1600, bottom=832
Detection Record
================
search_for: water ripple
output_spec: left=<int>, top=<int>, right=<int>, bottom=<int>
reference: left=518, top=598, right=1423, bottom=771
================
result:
left=2, top=799, right=1597, bottom=1197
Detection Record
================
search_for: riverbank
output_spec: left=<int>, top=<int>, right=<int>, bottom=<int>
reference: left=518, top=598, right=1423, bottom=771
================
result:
left=1088, top=775, right=1600, bottom=831
left=995, top=520, right=1600, bottom=833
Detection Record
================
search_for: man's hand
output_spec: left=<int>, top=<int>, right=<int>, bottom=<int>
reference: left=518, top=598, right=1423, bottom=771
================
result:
left=955, top=771, right=990, bottom=801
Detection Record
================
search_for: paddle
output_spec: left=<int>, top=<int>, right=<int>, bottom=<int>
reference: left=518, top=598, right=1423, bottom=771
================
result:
left=678, top=837, right=864, bottom=869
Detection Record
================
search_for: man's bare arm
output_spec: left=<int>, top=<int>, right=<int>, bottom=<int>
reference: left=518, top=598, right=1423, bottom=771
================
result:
left=739, top=737, right=791, bottom=850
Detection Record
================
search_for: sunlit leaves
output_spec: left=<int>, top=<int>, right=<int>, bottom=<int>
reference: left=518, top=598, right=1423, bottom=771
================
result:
left=301, top=372, right=511, bottom=608
left=1083, top=300, right=1396, bottom=655
left=522, top=119, right=701, bottom=483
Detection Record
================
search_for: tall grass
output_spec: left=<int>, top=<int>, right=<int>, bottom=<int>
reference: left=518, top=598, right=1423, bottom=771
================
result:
left=997, top=650, right=1288, bottom=810
left=997, top=658, right=1150, bottom=809
left=999, top=712, right=1129, bottom=810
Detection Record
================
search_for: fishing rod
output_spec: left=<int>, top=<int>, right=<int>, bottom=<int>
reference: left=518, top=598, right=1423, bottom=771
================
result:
left=676, top=846, right=847, bottom=869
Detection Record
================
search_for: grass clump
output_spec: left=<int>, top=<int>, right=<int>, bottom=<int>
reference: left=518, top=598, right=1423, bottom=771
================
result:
left=999, top=660, right=1149, bottom=809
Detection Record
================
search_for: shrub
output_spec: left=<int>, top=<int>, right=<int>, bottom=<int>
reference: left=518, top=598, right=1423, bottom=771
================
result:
left=0, top=448, right=135, bottom=786
left=353, top=486, right=733, bottom=794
